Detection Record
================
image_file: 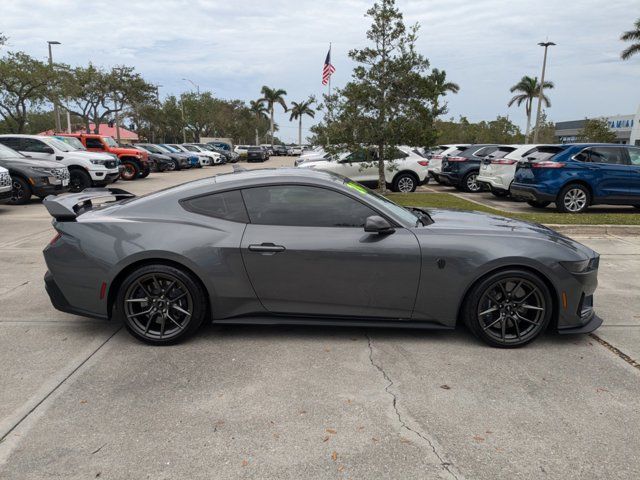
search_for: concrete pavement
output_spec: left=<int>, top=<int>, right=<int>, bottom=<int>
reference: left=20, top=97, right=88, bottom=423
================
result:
left=1, top=158, right=639, bottom=479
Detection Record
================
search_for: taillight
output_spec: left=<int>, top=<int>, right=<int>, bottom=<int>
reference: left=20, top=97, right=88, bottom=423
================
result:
left=432, top=155, right=442, bottom=160
left=491, top=159, right=517, bottom=165
left=49, top=232, right=62, bottom=245
left=418, top=160, right=429, bottom=166
left=531, top=161, right=565, bottom=169
left=446, top=156, right=467, bottom=162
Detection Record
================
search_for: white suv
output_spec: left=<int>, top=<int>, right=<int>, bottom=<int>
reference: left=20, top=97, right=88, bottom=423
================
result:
left=0, top=166, right=11, bottom=203
left=0, top=134, right=120, bottom=192
left=298, top=146, right=430, bottom=192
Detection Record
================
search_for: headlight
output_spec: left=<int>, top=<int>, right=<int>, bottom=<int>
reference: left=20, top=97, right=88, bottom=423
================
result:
left=560, top=257, right=599, bottom=273
left=31, top=167, right=57, bottom=175
left=90, top=159, right=107, bottom=165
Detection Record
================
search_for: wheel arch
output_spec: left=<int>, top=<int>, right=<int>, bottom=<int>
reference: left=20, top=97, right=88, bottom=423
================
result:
left=456, top=264, right=559, bottom=330
left=559, top=179, right=594, bottom=200
left=390, top=170, right=420, bottom=190
left=107, top=257, right=210, bottom=319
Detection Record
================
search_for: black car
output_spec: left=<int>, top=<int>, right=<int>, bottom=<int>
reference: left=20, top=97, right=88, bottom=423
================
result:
left=141, top=144, right=191, bottom=170
left=0, top=144, right=70, bottom=204
left=440, top=144, right=499, bottom=192
left=133, top=146, right=175, bottom=172
left=272, top=145, right=289, bottom=156
left=209, top=146, right=238, bottom=163
left=247, top=146, right=267, bottom=162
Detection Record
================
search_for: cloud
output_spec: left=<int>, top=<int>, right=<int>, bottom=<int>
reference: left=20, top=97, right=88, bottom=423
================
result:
left=1, top=0, right=638, bottom=142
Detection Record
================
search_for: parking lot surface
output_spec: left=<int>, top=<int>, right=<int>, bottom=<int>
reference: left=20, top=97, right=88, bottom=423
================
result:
left=1, top=158, right=639, bottom=479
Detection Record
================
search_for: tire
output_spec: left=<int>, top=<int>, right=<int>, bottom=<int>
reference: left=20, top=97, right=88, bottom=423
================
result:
left=69, top=169, right=92, bottom=192
left=392, top=172, right=418, bottom=193
left=461, top=171, right=482, bottom=193
left=556, top=183, right=590, bottom=213
left=165, top=161, right=176, bottom=172
left=526, top=200, right=551, bottom=209
left=8, top=177, right=32, bottom=205
left=463, top=269, right=553, bottom=348
left=116, top=264, right=208, bottom=345
left=138, top=163, right=151, bottom=178
left=490, top=188, right=509, bottom=198
left=120, top=161, right=140, bottom=181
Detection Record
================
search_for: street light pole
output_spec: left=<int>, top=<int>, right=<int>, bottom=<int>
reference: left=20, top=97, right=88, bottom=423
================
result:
left=182, top=78, right=200, bottom=95
left=532, top=41, right=555, bottom=143
left=47, top=41, right=62, bottom=132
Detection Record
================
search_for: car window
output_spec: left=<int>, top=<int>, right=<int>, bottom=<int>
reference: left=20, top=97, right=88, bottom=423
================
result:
left=85, top=137, right=104, bottom=149
left=628, top=147, right=640, bottom=166
left=241, top=185, right=377, bottom=228
left=21, top=138, right=51, bottom=153
left=387, top=147, right=408, bottom=160
left=523, top=147, right=563, bottom=161
left=0, top=143, right=26, bottom=159
left=472, top=146, right=498, bottom=157
left=182, top=190, right=249, bottom=223
left=184, top=145, right=199, bottom=152
left=488, top=147, right=516, bottom=159
left=583, top=147, right=626, bottom=165
left=0, top=137, right=21, bottom=150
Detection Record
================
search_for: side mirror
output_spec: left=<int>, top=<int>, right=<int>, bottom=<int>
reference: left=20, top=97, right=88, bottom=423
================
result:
left=44, top=147, right=55, bottom=154
left=364, top=215, right=395, bottom=234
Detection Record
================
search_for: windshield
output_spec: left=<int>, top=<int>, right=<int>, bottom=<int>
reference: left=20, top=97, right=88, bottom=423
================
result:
left=55, top=136, right=86, bottom=150
left=0, top=143, right=26, bottom=159
left=103, top=136, right=118, bottom=147
left=155, top=145, right=172, bottom=153
left=343, top=180, right=424, bottom=226
left=166, top=145, right=183, bottom=152
left=47, top=138, right=73, bottom=152
left=141, top=144, right=162, bottom=154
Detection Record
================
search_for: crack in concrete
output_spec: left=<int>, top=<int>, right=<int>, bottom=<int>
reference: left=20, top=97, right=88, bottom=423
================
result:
left=0, top=281, right=30, bottom=297
left=365, top=332, right=461, bottom=480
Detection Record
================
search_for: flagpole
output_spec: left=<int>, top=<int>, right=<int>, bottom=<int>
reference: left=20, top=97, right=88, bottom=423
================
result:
left=328, top=42, right=332, bottom=99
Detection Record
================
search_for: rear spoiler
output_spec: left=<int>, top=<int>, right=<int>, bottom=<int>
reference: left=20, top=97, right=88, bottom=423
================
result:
left=43, top=188, right=135, bottom=221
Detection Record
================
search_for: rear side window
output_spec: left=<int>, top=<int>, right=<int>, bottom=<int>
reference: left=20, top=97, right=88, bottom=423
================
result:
left=21, top=138, right=51, bottom=153
left=182, top=190, right=249, bottom=223
left=522, top=147, right=563, bottom=161
left=489, top=147, right=516, bottom=159
left=575, top=147, right=626, bottom=165
left=85, top=137, right=104, bottom=149
left=628, top=147, right=640, bottom=166
left=241, top=185, right=377, bottom=228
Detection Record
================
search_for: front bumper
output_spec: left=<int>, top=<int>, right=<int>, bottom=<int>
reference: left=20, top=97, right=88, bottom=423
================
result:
left=33, top=182, right=70, bottom=197
left=89, top=169, right=120, bottom=182
left=510, top=183, right=556, bottom=202
left=0, top=187, right=12, bottom=202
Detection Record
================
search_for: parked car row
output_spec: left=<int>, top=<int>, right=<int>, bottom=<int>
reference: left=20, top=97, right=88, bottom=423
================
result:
left=426, top=143, right=640, bottom=213
left=0, top=133, right=240, bottom=206
left=234, top=144, right=304, bottom=158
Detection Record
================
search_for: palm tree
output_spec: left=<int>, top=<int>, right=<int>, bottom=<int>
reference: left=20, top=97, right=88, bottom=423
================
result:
left=507, top=76, right=554, bottom=143
left=621, top=18, right=640, bottom=60
left=249, top=99, right=268, bottom=145
left=430, top=68, right=460, bottom=116
left=258, top=86, right=287, bottom=146
left=288, top=97, right=316, bottom=148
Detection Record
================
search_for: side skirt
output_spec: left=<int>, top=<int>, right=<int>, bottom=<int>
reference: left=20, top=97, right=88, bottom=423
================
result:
left=212, top=315, right=453, bottom=330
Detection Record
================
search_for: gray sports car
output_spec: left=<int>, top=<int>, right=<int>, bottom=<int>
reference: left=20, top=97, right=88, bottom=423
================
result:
left=42, top=168, right=601, bottom=347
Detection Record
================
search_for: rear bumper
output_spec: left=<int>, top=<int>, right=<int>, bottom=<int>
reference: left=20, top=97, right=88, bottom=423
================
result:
left=477, top=176, right=509, bottom=191
left=44, top=271, right=108, bottom=321
left=510, top=183, right=556, bottom=202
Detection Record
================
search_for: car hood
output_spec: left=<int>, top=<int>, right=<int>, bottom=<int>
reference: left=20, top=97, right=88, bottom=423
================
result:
left=422, top=208, right=597, bottom=257
left=68, top=151, right=114, bottom=161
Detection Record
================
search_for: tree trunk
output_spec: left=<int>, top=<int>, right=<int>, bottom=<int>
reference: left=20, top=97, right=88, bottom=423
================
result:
left=255, top=128, right=259, bottom=146
left=298, top=117, right=302, bottom=148
left=377, top=143, right=386, bottom=194
left=524, top=100, right=532, bottom=143
left=270, top=107, right=274, bottom=147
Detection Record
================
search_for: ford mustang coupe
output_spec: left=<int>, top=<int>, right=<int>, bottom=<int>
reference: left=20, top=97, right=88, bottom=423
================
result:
left=42, top=168, right=601, bottom=347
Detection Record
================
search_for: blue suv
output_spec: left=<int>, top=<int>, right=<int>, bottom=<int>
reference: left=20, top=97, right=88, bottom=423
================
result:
left=510, top=144, right=640, bottom=213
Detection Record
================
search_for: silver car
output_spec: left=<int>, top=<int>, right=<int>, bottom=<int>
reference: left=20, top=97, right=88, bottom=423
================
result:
left=43, top=169, right=601, bottom=347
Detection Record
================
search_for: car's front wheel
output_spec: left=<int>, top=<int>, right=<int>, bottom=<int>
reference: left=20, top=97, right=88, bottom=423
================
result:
left=9, top=177, right=31, bottom=205
left=392, top=173, right=417, bottom=193
left=116, top=265, right=208, bottom=345
left=557, top=183, right=590, bottom=213
left=120, top=161, right=140, bottom=181
left=69, top=169, right=92, bottom=192
left=463, top=269, right=552, bottom=348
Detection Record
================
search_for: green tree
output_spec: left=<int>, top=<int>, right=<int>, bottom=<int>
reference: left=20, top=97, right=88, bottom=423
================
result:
left=315, top=0, right=438, bottom=193
left=289, top=96, right=316, bottom=148
left=434, top=115, right=524, bottom=144
left=507, top=76, right=553, bottom=142
left=181, top=91, right=220, bottom=142
left=249, top=99, right=269, bottom=145
left=0, top=52, right=57, bottom=133
left=429, top=68, right=459, bottom=117
left=576, top=118, right=617, bottom=143
left=258, top=86, right=287, bottom=146
left=621, top=18, right=640, bottom=60
left=0, top=33, right=7, bottom=47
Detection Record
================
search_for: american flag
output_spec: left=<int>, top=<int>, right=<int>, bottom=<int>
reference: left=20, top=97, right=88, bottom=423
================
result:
left=322, top=46, right=335, bottom=86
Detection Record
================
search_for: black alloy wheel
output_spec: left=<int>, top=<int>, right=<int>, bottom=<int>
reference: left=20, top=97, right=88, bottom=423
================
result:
left=118, top=265, right=207, bottom=344
left=9, top=177, right=31, bottom=205
left=69, top=169, right=92, bottom=192
left=464, top=270, right=552, bottom=347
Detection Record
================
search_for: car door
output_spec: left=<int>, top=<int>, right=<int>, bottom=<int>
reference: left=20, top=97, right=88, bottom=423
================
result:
left=625, top=146, right=640, bottom=199
left=240, top=184, right=421, bottom=319
left=337, top=150, right=378, bottom=186
left=576, top=147, right=630, bottom=199
left=17, top=138, right=57, bottom=162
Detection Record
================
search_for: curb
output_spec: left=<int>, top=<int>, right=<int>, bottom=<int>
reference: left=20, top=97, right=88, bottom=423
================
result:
left=543, top=224, right=640, bottom=236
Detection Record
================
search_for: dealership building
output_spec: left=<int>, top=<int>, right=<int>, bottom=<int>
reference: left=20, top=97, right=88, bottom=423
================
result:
left=554, top=104, right=640, bottom=145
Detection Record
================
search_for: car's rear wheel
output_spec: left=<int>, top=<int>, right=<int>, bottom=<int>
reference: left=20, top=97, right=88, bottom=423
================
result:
left=9, top=177, right=31, bottom=205
left=120, top=161, right=140, bottom=181
left=117, top=265, right=207, bottom=345
left=490, top=188, right=509, bottom=198
left=461, top=171, right=482, bottom=193
left=392, top=173, right=417, bottom=193
left=527, top=200, right=551, bottom=209
left=463, top=269, right=552, bottom=348
left=138, top=164, right=151, bottom=178
left=557, top=183, right=590, bottom=213
left=69, top=169, right=92, bottom=192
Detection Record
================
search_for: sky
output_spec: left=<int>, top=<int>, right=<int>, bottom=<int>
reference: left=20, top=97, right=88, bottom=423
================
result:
left=1, top=0, right=639, bottom=143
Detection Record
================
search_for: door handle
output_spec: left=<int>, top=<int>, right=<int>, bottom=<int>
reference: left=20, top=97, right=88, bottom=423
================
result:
left=248, top=243, right=286, bottom=253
